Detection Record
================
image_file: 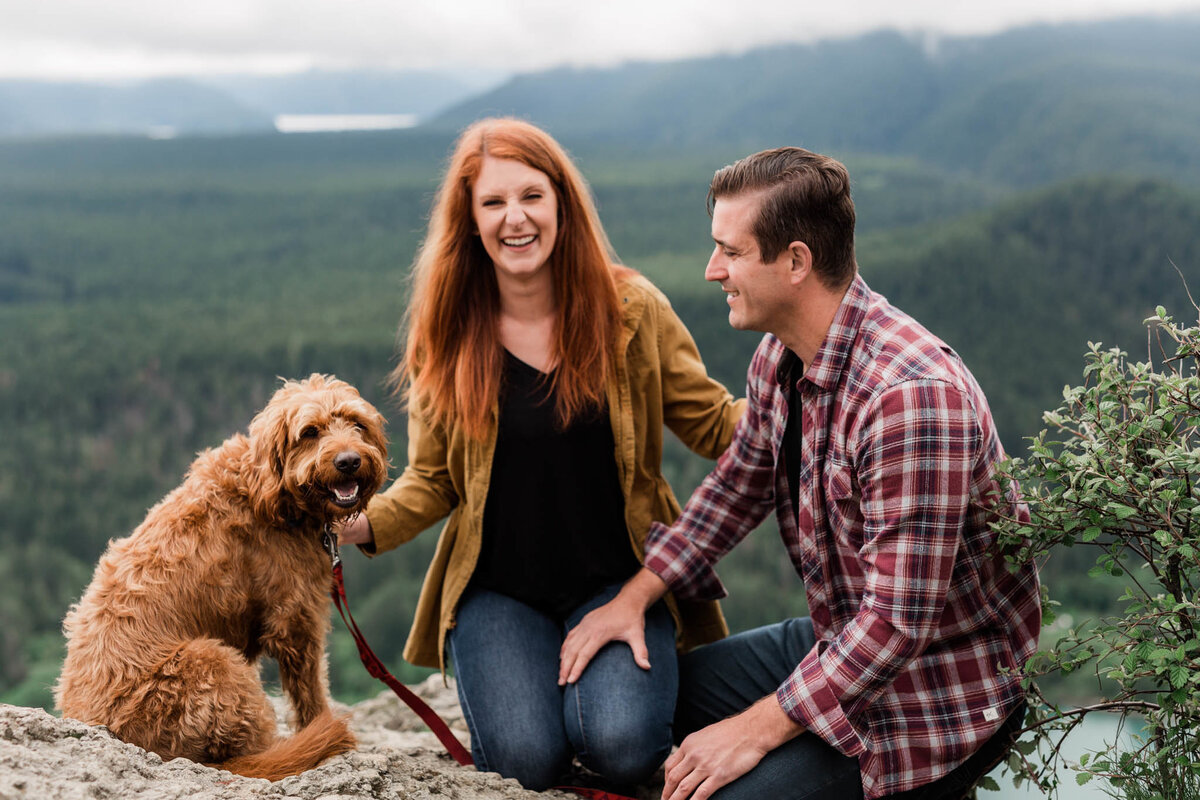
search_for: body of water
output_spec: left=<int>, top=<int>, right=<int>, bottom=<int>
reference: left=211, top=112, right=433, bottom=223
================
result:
left=986, top=713, right=1141, bottom=799
left=273, top=114, right=418, bottom=133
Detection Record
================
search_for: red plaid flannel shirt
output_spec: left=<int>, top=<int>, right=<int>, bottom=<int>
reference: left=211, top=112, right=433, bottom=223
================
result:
left=645, top=275, right=1041, bottom=798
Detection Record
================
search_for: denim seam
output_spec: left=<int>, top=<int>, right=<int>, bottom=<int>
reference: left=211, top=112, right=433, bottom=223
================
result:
left=447, top=634, right=489, bottom=772
left=569, top=678, right=591, bottom=765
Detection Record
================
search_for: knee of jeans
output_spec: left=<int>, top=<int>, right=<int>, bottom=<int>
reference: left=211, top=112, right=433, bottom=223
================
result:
left=482, top=743, right=573, bottom=791
left=575, top=718, right=672, bottom=786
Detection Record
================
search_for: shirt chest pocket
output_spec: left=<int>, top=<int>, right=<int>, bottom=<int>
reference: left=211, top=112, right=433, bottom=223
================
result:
left=823, top=459, right=864, bottom=547
left=825, top=459, right=856, bottom=502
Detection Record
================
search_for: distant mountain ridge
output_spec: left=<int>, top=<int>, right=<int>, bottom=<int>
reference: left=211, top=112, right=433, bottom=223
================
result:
left=0, top=78, right=274, bottom=138
left=2, top=13, right=1198, bottom=181
left=0, top=69, right=503, bottom=138
left=195, top=68, right=507, bottom=118
left=431, top=15, right=1200, bottom=187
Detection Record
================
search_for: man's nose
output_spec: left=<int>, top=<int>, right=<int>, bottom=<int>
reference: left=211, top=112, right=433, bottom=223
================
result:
left=704, top=249, right=725, bottom=281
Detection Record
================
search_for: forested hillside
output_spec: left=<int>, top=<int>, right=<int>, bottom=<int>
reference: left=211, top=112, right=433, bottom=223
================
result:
left=2, top=127, right=1196, bottom=709
left=3, top=15, right=1199, bottom=712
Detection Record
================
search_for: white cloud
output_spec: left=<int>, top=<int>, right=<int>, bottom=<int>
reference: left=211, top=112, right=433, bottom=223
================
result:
left=0, top=0, right=1198, bottom=81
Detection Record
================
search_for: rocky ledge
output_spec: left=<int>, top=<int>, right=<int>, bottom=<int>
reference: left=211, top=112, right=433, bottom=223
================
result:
left=0, top=676, right=657, bottom=800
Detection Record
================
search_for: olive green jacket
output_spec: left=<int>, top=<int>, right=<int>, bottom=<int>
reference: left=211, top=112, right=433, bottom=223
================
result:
left=364, top=273, right=745, bottom=670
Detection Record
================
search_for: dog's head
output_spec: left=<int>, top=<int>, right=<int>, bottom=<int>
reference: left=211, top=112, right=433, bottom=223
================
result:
left=246, top=374, right=388, bottom=526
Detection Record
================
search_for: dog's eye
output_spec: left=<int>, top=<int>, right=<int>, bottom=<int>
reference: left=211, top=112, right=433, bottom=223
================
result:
left=299, top=426, right=319, bottom=439
left=354, top=422, right=367, bottom=432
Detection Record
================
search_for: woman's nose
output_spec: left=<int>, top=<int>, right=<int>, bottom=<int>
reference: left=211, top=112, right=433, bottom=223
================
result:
left=505, top=203, right=527, bottom=226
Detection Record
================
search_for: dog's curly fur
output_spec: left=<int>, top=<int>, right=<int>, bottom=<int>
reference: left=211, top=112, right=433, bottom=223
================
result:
left=56, top=374, right=388, bottom=780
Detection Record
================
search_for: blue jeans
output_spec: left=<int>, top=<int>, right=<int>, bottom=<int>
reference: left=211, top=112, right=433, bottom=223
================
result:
left=448, top=582, right=678, bottom=791
left=677, top=618, right=1024, bottom=800
left=675, top=617, right=864, bottom=800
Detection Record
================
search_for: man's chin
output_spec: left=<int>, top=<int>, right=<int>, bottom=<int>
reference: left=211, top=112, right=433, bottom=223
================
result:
left=727, top=312, right=752, bottom=331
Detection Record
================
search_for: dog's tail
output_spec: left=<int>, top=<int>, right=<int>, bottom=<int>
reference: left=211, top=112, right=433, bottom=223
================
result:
left=212, top=709, right=356, bottom=781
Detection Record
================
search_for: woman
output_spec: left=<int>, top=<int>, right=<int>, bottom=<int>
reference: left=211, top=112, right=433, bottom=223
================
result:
left=340, top=117, right=743, bottom=791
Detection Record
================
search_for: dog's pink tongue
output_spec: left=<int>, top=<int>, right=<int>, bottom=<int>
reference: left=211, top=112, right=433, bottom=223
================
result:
left=333, top=481, right=359, bottom=501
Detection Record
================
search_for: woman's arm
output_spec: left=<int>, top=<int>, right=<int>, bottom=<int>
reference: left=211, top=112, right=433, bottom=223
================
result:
left=356, top=399, right=460, bottom=555
left=655, top=291, right=746, bottom=458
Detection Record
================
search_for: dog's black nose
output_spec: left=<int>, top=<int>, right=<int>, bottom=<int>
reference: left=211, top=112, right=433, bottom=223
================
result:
left=334, top=451, right=362, bottom=474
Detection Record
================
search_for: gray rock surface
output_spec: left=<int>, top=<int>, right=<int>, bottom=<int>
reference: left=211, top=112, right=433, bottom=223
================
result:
left=0, top=676, right=631, bottom=800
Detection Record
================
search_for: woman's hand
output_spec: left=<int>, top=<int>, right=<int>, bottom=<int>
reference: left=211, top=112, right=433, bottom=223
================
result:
left=336, top=513, right=374, bottom=546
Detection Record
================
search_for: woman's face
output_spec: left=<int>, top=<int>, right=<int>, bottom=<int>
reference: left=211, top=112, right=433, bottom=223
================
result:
left=471, top=156, right=559, bottom=287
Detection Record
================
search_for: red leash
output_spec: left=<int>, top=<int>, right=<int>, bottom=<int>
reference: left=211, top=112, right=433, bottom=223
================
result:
left=323, top=529, right=642, bottom=800
left=324, top=529, right=474, bottom=766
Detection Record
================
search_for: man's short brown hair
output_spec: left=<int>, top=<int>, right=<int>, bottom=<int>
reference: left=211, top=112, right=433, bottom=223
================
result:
left=708, top=147, right=857, bottom=289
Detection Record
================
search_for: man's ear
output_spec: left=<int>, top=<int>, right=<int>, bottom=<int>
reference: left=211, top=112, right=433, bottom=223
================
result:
left=788, top=241, right=813, bottom=286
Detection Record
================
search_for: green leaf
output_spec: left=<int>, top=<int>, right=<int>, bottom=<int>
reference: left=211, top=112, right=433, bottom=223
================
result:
left=977, top=775, right=1001, bottom=792
left=1108, top=503, right=1139, bottom=520
left=1076, top=772, right=1094, bottom=786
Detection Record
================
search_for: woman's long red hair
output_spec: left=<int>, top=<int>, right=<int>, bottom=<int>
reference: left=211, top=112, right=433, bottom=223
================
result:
left=390, top=118, right=628, bottom=438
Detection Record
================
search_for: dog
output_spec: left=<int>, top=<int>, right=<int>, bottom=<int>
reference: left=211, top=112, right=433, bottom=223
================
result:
left=56, top=374, right=388, bottom=780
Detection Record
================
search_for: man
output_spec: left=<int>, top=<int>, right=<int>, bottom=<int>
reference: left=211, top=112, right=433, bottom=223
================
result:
left=558, top=147, right=1041, bottom=800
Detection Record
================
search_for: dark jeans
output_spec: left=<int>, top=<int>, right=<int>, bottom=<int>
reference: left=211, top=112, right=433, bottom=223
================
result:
left=448, top=582, right=678, bottom=791
left=676, top=617, right=1025, bottom=800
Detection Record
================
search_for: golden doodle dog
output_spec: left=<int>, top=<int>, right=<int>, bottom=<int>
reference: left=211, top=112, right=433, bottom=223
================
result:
left=56, top=374, right=387, bottom=780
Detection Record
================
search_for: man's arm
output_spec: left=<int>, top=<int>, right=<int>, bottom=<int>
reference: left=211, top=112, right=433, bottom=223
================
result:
left=558, top=567, right=668, bottom=685
left=558, top=336, right=784, bottom=682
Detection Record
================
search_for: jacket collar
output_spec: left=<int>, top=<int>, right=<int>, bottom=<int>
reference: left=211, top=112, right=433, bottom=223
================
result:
left=616, top=275, right=649, bottom=337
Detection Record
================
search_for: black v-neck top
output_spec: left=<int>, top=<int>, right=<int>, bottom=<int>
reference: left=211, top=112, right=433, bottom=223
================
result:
left=469, top=350, right=639, bottom=620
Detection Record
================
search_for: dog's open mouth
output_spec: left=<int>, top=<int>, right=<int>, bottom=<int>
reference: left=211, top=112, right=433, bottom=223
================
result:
left=329, top=480, right=361, bottom=508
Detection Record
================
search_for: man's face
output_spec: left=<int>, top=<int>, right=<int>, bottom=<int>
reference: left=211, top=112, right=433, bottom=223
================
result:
left=705, top=192, right=794, bottom=334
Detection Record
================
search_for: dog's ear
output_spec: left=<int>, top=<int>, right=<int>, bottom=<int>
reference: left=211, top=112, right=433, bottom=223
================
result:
left=366, top=405, right=389, bottom=457
left=245, top=395, right=292, bottom=522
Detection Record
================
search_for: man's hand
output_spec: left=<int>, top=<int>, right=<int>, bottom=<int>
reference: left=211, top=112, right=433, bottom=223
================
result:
left=558, top=568, right=668, bottom=685
left=662, top=695, right=804, bottom=800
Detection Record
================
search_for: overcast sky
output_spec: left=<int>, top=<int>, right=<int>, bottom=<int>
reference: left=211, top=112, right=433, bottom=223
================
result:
left=2, top=0, right=1199, bottom=82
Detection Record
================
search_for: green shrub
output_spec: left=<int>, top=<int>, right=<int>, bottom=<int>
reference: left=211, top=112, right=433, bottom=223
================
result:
left=993, top=305, right=1200, bottom=799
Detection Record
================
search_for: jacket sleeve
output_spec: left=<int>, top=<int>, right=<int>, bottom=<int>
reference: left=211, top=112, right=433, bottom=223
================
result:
left=654, top=290, right=746, bottom=459
left=363, top=399, right=460, bottom=555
